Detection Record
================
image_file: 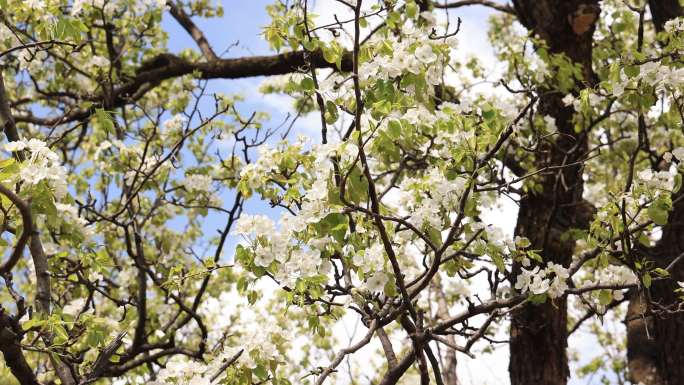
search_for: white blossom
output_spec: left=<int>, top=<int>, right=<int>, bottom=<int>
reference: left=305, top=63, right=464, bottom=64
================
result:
left=415, top=44, right=438, bottom=64
left=163, top=114, right=187, bottom=134
left=562, top=94, right=576, bottom=107
left=665, top=17, right=684, bottom=33
left=183, top=174, right=213, bottom=193
left=233, top=215, right=276, bottom=237
left=365, top=271, right=389, bottom=292
left=62, top=298, right=87, bottom=316
left=91, top=56, right=110, bottom=69
left=672, top=147, right=684, bottom=161
left=3, top=139, right=68, bottom=200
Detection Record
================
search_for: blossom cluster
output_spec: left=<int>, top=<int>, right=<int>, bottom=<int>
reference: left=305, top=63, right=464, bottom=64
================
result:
left=515, top=262, right=570, bottom=299
left=233, top=213, right=332, bottom=287
left=359, top=15, right=456, bottom=86
left=3, top=139, right=68, bottom=200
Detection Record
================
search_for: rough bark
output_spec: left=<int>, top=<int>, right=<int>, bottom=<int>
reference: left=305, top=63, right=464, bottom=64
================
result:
left=628, top=189, right=684, bottom=385
left=626, top=291, right=664, bottom=385
left=0, top=311, right=40, bottom=385
left=649, top=0, right=684, bottom=32
left=649, top=194, right=684, bottom=384
left=508, top=2, right=599, bottom=385
left=625, top=2, right=684, bottom=384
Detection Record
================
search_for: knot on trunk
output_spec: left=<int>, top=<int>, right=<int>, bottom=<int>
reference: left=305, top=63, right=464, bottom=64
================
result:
left=568, top=3, right=600, bottom=35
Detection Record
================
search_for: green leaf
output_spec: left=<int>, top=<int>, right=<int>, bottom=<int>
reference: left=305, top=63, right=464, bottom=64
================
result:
left=648, top=201, right=670, bottom=226
left=95, top=108, right=115, bottom=133
left=490, top=252, right=505, bottom=272
left=302, top=38, right=318, bottom=51
left=598, top=289, right=612, bottom=306
left=527, top=250, right=543, bottom=263
left=383, top=280, right=398, bottom=297
left=247, top=290, right=259, bottom=304
left=482, top=109, right=496, bottom=121
left=0, top=158, right=15, bottom=169
left=638, top=233, right=651, bottom=247
left=643, top=273, right=652, bottom=288
left=54, top=17, right=86, bottom=42
left=235, top=244, right=252, bottom=266
left=528, top=293, right=547, bottom=304
left=22, top=318, right=44, bottom=331
left=31, top=183, right=59, bottom=227
left=301, top=77, right=315, bottom=92
left=317, top=213, right=348, bottom=242
left=322, top=46, right=338, bottom=64
left=387, top=120, right=402, bottom=139
left=325, top=100, right=338, bottom=124
left=86, top=328, right=105, bottom=348
left=406, top=2, right=418, bottom=18
left=254, top=365, right=269, bottom=380
left=52, top=323, right=69, bottom=345
left=346, top=166, right=369, bottom=204
left=624, top=65, right=640, bottom=78
left=426, top=226, right=443, bottom=247
left=515, top=237, right=531, bottom=249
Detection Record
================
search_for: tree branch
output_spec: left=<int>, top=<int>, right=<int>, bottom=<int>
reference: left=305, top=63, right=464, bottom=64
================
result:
left=433, top=0, right=516, bottom=15
left=0, top=310, right=41, bottom=385
left=0, top=73, right=21, bottom=143
left=377, top=327, right=398, bottom=368
left=14, top=49, right=353, bottom=126
left=29, top=233, right=77, bottom=385
left=166, top=1, right=218, bottom=60
left=82, top=332, right=128, bottom=384
left=314, top=320, right=379, bottom=385
left=0, top=184, right=32, bottom=274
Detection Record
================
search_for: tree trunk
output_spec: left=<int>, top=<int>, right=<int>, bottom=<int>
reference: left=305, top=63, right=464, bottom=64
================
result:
left=508, top=2, right=599, bottom=385
left=650, top=196, right=684, bottom=384
left=628, top=189, right=684, bottom=385
left=625, top=2, right=684, bottom=384
left=649, top=0, right=684, bottom=32
left=626, top=291, right=664, bottom=385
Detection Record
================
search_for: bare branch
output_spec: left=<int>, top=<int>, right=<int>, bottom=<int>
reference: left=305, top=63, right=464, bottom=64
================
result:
left=166, top=1, right=218, bottom=60
left=314, top=320, right=379, bottom=385
left=433, top=0, right=516, bottom=15
left=15, top=50, right=353, bottom=126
